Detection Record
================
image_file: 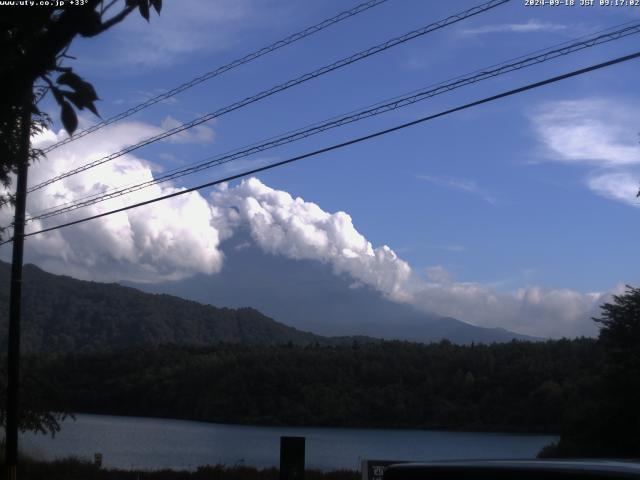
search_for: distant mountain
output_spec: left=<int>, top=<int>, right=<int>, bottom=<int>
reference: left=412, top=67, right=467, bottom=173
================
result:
left=0, top=261, right=370, bottom=353
left=126, top=233, right=537, bottom=344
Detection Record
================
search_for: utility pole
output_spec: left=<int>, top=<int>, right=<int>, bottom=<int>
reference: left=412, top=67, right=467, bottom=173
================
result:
left=5, top=95, right=32, bottom=480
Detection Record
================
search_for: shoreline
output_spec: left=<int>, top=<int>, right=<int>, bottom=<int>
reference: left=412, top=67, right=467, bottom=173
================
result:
left=52, top=411, right=561, bottom=437
left=8, top=458, right=361, bottom=480
left=20, top=413, right=557, bottom=472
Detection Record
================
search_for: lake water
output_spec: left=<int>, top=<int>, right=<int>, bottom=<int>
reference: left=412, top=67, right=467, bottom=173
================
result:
left=21, top=414, right=558, bottom=472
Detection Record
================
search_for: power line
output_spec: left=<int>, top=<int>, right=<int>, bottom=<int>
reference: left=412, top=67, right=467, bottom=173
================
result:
left=24, top=21, right=640, bottom=223
left=41, top=0, right=390, bottom=154
left=2, top=49, right=637, bottom=247
left=29, top=18, right=640, bottom=219
left=28, top=0, right=510, bottom=193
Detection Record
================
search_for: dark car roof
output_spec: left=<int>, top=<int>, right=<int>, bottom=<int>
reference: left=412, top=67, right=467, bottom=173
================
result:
left=385, top=460, right=640, bottom=479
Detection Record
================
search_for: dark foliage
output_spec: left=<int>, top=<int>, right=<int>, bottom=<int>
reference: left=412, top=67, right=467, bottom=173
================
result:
left=0, top=353, right=72, bottom=437
left=0, top=457, right=359, bottom=480
left=0, top=1, right=160, bottom=235
left=18, top=339, right=601, bottom=433
left=2, top=258, right=638, bottom=454
left=539, top=286, right=640, bottom=458
left=0, top=262, right=370, bottom=353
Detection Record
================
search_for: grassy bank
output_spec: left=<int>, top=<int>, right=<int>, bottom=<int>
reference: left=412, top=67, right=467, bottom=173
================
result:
left=0, top=458, right=360, bottom=480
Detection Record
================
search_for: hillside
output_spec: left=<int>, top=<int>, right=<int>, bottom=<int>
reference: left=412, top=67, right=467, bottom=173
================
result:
left=0, top=261, right=365, bottom=353
left=128, top=233, right=538, bottom=344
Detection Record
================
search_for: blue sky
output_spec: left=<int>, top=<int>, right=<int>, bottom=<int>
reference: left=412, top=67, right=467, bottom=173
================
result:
left=5, top=0, right=640, bottom=337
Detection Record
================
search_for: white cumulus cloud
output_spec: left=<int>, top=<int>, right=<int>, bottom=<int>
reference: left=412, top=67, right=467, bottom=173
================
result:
left=211, top=178, right=412, bottom=302
left=0, top=121, right=624, bottom=338
left=0, top=123, right=224, bottom=283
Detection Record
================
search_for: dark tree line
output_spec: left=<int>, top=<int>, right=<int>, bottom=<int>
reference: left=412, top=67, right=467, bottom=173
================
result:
left=539, top=286, right=640, bottom=458
left=15, top=338, right=602, bottom=434
left=0, top=0, right=162, bottom=441
left=0, top=261, right=366, bottom=354
left=4, top=286, right=637, bottom=459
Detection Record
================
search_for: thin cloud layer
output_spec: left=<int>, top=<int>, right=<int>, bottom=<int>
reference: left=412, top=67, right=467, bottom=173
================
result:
left=160, top=115, right=216, bottom=144
left=530, top=98, right=640, bottom=207
left=0, top=122, right=620, bottom=337
left=461, top=19, right=569, bottom=35
left=532, top=99, right=640, bottom=166
left=587, top=171, right=640, bottom=206
left=85, top=0, right=265, bottom=69
left=416, top=174, right=497, bottom=205
left=407, top=271, right=613, bottom=338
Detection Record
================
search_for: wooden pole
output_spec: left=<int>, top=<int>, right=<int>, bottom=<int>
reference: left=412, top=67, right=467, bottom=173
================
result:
left=5, top=96, right=31, bottom=480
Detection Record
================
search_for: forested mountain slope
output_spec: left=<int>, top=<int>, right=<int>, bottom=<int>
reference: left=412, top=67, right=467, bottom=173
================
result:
left=0, top=261, right=363, bottom=352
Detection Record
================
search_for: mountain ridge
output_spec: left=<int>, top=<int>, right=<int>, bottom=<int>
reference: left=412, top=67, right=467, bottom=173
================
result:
left=126, top=233, right=538, bottom=344
left=0, top=260, right=374, bottom=353
left=0, top=243, right=536, bottom=353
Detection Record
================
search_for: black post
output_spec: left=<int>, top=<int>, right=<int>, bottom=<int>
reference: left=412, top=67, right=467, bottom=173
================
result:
left=280, top=436, right=305, bottom=480
left=5, top=98, right=31, bottom=480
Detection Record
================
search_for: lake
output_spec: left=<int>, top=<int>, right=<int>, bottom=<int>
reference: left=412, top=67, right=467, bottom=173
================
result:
left=21, top=414, right=558, bottom=471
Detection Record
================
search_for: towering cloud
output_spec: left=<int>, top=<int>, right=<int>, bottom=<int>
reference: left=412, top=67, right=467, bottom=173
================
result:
left=211, top=178, right=412, bottom=302
left=0, top=122, right=224, bottom=283
left=0, top=122, right=619, bottom=337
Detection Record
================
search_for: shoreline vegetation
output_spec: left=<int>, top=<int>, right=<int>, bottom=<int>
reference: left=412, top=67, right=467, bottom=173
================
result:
left=3, top=286, right=639, bottom=463
left=18, top=339, right=600, bottom=434
left=1, top=457, right=360, bottom=480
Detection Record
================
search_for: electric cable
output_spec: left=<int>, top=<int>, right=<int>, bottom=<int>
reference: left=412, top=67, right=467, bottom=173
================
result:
left=28, top=0, right=510, bottom=193
left=41, top=0, right=390, bottom=154
left=24, top=22, right=640, bottom=223
left=1, top=49, right=636, bottom=246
